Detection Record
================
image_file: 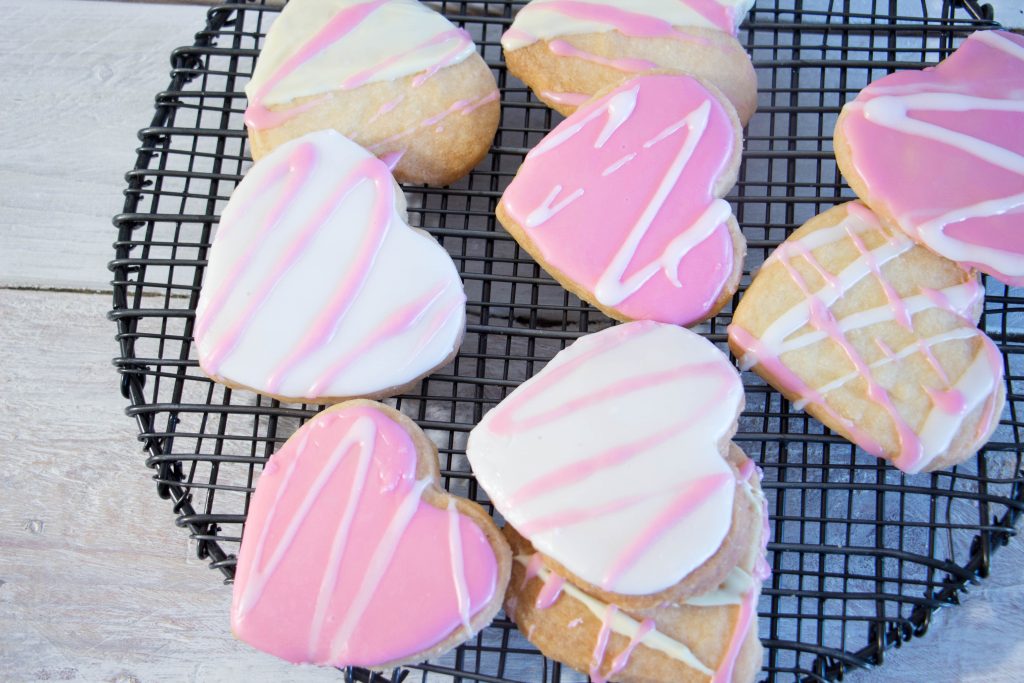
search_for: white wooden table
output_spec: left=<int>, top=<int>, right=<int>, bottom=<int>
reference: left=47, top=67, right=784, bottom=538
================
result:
left=1, top=1, right=1022, bottom=681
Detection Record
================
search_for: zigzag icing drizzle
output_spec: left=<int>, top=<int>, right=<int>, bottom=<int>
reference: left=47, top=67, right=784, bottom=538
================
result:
left=231, top=405, right=499, bottom=667
left=838, top=30, right=1024, bottom=285
left=246, top=0, right=477, bottom=130
left=499, top=73, right=738, bottom=325
left=729, top=203, right=1003, bottom=474
left=195, top=130, right=466, bottom=399
left=468, top=321, right=744, bottom=595
left=502, top=0, right=756, bottom=51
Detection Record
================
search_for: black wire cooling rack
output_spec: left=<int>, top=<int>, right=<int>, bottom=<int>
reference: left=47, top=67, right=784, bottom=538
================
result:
left=110, top=1, right=1024, bottom=681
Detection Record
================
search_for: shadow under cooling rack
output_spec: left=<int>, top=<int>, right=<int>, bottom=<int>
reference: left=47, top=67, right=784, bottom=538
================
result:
left=109, top=1, right=1024, bottom=682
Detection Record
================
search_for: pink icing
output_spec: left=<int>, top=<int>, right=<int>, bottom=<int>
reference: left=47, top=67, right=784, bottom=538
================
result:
left=231, top=405, right=499, bottom=667
left=838, top=30, right=1024, bottom=285
left=606, top=618, right=656, bottom=682
left=729, top=203, right=1003, bottom=473
left=535, top=572, right=566, bottom=609
left=548, top=39, right=658, bottom=72
left=499, top=73, right=737, bottom=325
left=711, top=585, right=758, bottom=683
left=506, top=0, right=737, bottom=44
left=590, top=604, right=619, bottom=683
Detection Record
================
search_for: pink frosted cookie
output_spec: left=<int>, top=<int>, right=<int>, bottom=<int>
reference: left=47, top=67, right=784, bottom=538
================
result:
left=729, top=202, right=1005, bottom=474
left=467, top=321, right=760, bottom=610
left=195, top=129, right=466, bottom=403
left=497, top=73, right=745, bottom=326
left=502, top=0, right=758, bottom=124
left=245, top=0, right=499, bottom=186
left=835, top=30, right=1024, bottom=285
left=231, top=400, right=511, bottom=669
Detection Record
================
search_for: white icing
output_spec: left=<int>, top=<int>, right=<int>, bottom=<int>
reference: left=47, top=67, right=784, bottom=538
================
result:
left=247, top=0, right=475, bottom=106
left=468, top=322, right=742, bottom=595
left=513, top=555, right=714, bottom=675
left=195, top=129, right=466, bottom=399
left=683, top=567, right=753, bottom=607
left=502, top=0, right=756, bottom=50
left=526, top=185, right=585, bottom=228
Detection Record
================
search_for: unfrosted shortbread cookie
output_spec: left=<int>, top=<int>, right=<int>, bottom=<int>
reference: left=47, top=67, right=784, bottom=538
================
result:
left=245, top=0, right=499, bottom=186
left=502, top=0, right=758, bottom=124
left=834, top=30, right=1024, bottom=285
left=497, top=73, right=746, bottom=326
left=502, top=445, right=768, bottom=683
left=231, top=400, right=511, bottom=669
left=729, top=202, right=1005, bottom=474
left=195, top=130, right=466, bottom=403
left=468, top=321, right=759, bottom=611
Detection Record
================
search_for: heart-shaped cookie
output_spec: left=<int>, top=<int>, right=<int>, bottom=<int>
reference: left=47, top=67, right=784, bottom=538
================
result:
left=728, top=202, right=1005, bottom=474
left=497, top=72, right=745, bottom=326
left=195, top=129, right=466, bottom=402
left=835, top=30, right=1024, bottom=285
left=231, top=400, right=511, bottom=669
left=467, top=321, right=756, bottom=609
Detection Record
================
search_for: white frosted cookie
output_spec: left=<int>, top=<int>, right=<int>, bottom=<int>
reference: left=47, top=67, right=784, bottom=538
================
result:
left=502, top=445, right=769, bottom=683
left=246, top=0, right=500, bottom=186
left=729, top=202, right=1005, bottom=474
left=467, top=321, right=759, bottom=610
left=497, top=72, right=746, bottom=327
left=231, top=400, right=511, bottom=669
left=502, top=0, right=758, bottom=124
left=195, top=129, right=466, bottom=403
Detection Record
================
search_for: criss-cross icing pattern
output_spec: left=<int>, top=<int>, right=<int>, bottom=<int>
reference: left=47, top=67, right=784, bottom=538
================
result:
left=468, top=321, right=744, bottom=596
left=838, top=30, right=1024, bottom=285
left=499, top=73, right=740, bottom=325
left=231, top=404, right=500, bottom=667
left=194, top=130, right=466, bottom=400
left=729, top=203, right=1003, bottom=474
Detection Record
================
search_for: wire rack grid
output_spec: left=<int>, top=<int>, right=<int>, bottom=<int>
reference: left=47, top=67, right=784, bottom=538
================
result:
left=109, top=1, right=1024, bottom=681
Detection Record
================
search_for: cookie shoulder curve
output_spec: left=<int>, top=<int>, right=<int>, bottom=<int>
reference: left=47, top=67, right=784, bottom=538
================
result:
left=195, top=129, right=466, bottom=402
left=231, top=400, right=511, bottom=668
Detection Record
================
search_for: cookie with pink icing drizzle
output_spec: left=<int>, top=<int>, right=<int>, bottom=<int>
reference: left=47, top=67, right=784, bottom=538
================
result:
left=467, top=321, right=760, bottom=610
left=245, top=0, right=499, bottom=186
left=502, top=0, right=758, bottom=123
left=231, top=400, right=511, bottom=669
left=195, top=129, right=467, bottom=402
left=729, top=202, right=1005, bottom=474
left=497, top=72, right=745, bottom=326
left=835, top=30, right=1024, bottom=285
left=502, top=445, right=767, bottom=683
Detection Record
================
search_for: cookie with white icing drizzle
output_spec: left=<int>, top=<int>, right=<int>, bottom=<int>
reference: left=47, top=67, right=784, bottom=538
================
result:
left=729, top=202, right=1005, bottom=474
left=245, top=0, right=499, bottom=186
left=834, top=30, right=1024, bottom=286
left=231, top=400, right=511, bottom=669
left=502, top=445, right=768, bottom=683
left=497, top=72, right=746, bottom=327
left=467, top=321, right=760, bottom=610
left=195, top=129, right=467, bottom=403
left=502, top=0, right=758, bottom=124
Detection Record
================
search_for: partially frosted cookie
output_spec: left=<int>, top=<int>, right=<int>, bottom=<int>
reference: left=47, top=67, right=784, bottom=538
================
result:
left=245, top=0, right=500, bottom=186
left=502, top=0, right=758, bottom=124
left=231, top=400, right=511, bottom=669
left=729, top=202, right=1005, bottom=474
left=497, top=73, right=745, bottom=326
left=195, top=129, right=466, bottom=403
left=834, top=30, right=1024, bottom=285
left=502, top=445, right=769, bottom=683
left=467, top=321, right=758, bottom=610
